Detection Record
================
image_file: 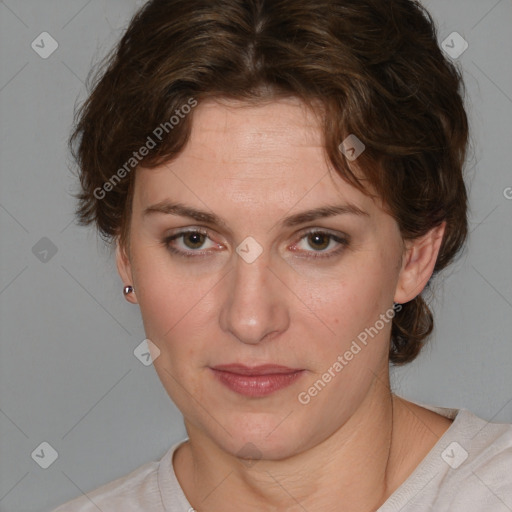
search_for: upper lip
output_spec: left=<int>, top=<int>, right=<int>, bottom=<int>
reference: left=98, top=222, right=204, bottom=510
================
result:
left=211, top=364, right=303, bottom=375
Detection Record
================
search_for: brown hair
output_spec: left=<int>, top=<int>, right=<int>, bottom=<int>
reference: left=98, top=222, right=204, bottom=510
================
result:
left=70, top=0, right=469, bottom=365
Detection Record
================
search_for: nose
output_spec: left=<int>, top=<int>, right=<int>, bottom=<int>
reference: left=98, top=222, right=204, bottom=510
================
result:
left=219, top=248, right=290, bottom=345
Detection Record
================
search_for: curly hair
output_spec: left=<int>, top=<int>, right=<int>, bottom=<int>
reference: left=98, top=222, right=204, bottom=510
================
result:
left=70, top=0, right=469, bottom=365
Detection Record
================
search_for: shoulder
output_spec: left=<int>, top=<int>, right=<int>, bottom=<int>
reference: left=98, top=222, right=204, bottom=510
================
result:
left=383, top=403, right=512, bottom=512
left=442, top=412, right=512, bottom=507
left=51, top=451, right=167, bottom=511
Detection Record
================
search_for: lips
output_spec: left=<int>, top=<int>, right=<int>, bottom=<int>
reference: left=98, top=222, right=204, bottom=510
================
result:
left=211, top=364, right=302, bottom=375
left=209, top=364, right=305, bottom=397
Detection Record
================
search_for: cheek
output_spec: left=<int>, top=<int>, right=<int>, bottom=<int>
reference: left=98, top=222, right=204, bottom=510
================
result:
left=299, top=268, right=393, bottom=394
left=305, top=257, right=394, bottom=333
left=132, top=248, right=193, bottom=316
left=133, top=254, right=219, bottom=361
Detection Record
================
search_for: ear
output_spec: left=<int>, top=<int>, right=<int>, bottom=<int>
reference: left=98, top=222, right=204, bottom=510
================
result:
left=394, top=221, right=446, bottom=304
left=116, top=238, right=138, bottom=304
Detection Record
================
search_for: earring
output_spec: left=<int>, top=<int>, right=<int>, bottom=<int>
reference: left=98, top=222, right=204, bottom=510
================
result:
left=123, top=285, right=134, bottom=296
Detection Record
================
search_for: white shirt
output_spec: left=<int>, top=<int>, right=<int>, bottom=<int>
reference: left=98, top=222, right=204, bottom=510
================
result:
left=52, top=402, right=512, bottom=511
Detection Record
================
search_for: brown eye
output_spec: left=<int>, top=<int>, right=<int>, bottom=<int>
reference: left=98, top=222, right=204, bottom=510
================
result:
left=183, top=232, right=207, bottom=249
left=292, top=230, right=350, bottom=259
left=162, top=228, right=217, bottom=258
left=307, top=232, right=330, bottom=251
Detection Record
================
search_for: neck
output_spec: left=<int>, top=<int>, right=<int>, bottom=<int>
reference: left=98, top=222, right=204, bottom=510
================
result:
left=173, top=369, right=422, bottom=512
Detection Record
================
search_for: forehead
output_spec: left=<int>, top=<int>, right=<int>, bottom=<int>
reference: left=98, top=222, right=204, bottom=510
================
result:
left=189, top=97, right=324, bottom=155
left=134, top=98, right=379, bottom=218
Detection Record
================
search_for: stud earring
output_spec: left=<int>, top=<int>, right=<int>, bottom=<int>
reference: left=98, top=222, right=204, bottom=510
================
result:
left=123, top=285, right=134, bottom=296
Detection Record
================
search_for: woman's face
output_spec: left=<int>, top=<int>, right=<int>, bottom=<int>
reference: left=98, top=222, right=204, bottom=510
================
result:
left=118, top=97, right=410, bottom=459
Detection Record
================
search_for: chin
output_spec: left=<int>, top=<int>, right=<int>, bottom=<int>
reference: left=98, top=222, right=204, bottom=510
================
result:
left=204, top=411, right=313, bottom=462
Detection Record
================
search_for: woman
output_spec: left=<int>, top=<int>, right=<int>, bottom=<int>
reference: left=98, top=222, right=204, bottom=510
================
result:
left=53, top=0, right=512, bottom=510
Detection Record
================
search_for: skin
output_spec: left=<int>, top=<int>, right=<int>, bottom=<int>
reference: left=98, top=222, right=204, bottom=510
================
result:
left=117, top=97, right=452, bottom=512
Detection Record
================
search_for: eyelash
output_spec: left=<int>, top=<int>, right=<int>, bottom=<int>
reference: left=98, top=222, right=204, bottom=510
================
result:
left=162, top=228, right=349, bottom=260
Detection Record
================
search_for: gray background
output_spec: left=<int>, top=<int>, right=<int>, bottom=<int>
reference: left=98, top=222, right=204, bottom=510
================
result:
left=0, top=0, right=511, bottom=511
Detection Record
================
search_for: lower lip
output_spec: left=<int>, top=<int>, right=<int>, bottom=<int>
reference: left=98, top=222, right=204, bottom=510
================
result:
left=210, top=369, right=305, bottom=397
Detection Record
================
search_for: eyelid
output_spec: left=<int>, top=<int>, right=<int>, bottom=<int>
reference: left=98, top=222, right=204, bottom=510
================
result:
left=163, top=226, right=350, bottom=258
left=289, top=228, right=350, bottom=258
left=294, top=226, right=347, bottom=239
left=163, top=227, right=222, bottom=254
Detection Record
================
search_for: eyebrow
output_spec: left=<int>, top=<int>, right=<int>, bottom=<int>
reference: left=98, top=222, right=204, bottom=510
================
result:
left=143, top=200, right=369, bottom=229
